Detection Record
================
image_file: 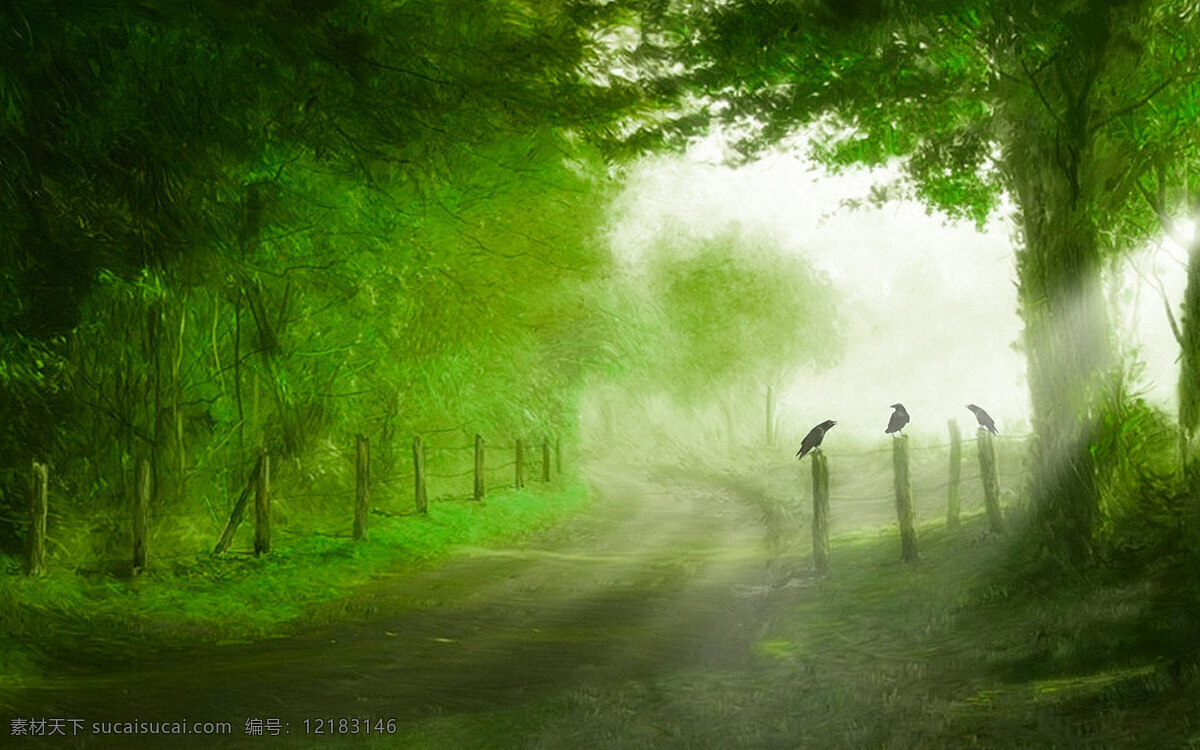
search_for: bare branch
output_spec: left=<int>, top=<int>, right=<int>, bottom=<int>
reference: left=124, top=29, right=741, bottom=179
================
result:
left=1130, top=248, right=1183, bottom=346
left=1018, top=55, right=1060, bottom=123
left=1136, top=169, right=1193, bottom=250
left=346, top=50, right=455, bottom=87
left=1091, top=75, right=1177, bottom=134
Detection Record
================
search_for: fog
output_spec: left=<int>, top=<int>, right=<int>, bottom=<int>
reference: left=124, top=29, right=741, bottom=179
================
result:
left=607, top=138, right=1186, bottom=444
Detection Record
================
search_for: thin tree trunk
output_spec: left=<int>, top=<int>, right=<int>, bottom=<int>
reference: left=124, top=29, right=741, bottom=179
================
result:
left=255, top=450, right=270, bottom=555
left=234, top=292, right=245, bottom=481
left=1177, top=216, right=1200, bottom=480
left=174, top=290, right=187, bottom=503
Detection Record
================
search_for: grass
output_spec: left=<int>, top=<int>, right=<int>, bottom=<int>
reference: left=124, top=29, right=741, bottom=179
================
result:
left=0, top=481, right=590, bottom=688
left=4, top=447, right=1197, bottom=748
left=389, top=516, right=1193, bottom=748
left=342, top=480, right=1200, bottom=749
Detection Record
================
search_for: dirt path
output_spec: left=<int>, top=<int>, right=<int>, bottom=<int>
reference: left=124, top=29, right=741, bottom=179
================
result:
left=3, top=465, right=801, bottom=748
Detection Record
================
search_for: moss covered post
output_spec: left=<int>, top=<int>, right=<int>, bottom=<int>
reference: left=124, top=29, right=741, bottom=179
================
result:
left=977, top=430, right=1004, bottom=534
left=811, top=451, right=830, bottom=575
left=27, top=461, right=48, bottom=576
left=473, top=434, right=485, bottom=501
left=133, top=457, right=151, bottom=573
left=515, top=439, right=525, bottom=489
left=413, top=434, right=427, bottom=514
left=892, top=436, right=918, bottom=562
left=354, top=434, right=369, bottom=541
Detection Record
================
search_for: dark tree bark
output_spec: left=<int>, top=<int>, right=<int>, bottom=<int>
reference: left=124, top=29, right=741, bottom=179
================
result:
left=1004, top=74, right=1113, bottom=563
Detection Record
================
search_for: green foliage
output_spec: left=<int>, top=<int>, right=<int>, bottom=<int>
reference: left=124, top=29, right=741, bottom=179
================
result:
left=604, top=0, right=1200, bottom=561
left=0, top=1, right=631, bottom=561
left=1090, top=365, right=1185, bottom=563
left=641, top=224, right=841, bottom=403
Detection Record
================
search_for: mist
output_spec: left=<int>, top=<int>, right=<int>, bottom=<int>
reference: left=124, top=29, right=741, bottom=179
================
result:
left=5, top=4, right=1199, bottom=748
left=606, top=138, right=1186, bottom=447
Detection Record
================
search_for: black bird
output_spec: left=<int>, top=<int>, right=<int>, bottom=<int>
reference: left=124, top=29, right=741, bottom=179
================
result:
left=966, top=404, right=998, bottom=435
left=796, top=419, right=837, bottom=459
left=885, top=403, right=909, bottom=437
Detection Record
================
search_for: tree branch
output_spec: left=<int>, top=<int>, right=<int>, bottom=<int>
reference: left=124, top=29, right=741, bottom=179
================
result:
left=1136, top=167, right=1193, bottom=250
left=1091, top=75, right=1177, bottom=134
left=1130, top=247, right=1183, bottom=346
left=347, top=50, right=455, bottom=87
left=1018, top=55, right=1060, bottom=124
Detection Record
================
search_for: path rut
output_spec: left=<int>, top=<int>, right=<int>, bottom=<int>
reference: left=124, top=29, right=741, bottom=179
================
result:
left=2, top=465, right=801, bottom=748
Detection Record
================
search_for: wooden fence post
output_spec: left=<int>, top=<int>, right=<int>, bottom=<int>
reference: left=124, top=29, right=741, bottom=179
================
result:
left=892, top=436, right=919, bottom=562
left=515, top=439, right=525, bottom=489
left=254, top=450, right=270, bottom=556
left=473, top=434, right=485, bottom=501
left=542, top=437, right=551, bottom=482
left=811, top=450, right=830, bottom=575
left=413, top=434, right=427, bottom=514
left=977, top=430, right=1004, bottom=534
left=354, top=434, right=370, bottom=541
left=947, top=419, right=962, bottom=527
left=133, top=457, right=151, bottom=574
left=27, top=461, right=48, bottom=576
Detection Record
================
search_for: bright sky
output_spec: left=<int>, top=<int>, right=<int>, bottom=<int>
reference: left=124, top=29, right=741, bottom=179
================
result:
left=607, top=137, right=1186, bottom=442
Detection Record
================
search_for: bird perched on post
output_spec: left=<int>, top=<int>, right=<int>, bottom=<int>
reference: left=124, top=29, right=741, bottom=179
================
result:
left=966, top=404, right=998, bottom=435
left=796, top=420, right=837, bottom=459
left=885, top=404, right=909, bottom=437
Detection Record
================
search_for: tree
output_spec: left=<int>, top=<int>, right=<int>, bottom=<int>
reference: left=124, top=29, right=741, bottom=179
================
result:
left=0, top=0, right=630, bottom=556
left=645, top=225, right=839, bottom=397
left=601, top=0, right=1200, bottom=562
left=633, top=224, right=840, bottom=446
left=1116, top=124, right=1200, bottom=479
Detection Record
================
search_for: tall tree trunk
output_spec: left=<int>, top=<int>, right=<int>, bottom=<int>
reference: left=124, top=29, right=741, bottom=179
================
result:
left=1008, top=133, right=1113, bottom=565
left=998, top=0, right=1123, bottom=564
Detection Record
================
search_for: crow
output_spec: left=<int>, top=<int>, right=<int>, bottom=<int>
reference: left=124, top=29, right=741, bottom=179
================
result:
left=796, top=419, right=837, bottom=459
left=966, top=404, right=998, bottom=435
left=885, top=403, right=909, bottom=437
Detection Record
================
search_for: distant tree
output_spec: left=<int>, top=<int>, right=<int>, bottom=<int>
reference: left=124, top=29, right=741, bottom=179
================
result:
left=642, top=225, right=840, bottom=441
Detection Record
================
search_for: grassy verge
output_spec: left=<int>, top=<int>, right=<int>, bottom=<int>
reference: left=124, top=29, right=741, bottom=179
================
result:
left=355, top=511, right=1199, bottom=749
left=742, top=515, right=1199, bottom=749
left=0, top=481, right=590, bottom=689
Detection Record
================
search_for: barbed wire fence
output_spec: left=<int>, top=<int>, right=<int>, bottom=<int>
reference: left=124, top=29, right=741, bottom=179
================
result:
left=4, top=431, right=566, bottom=577
left=5, top=420, right=1032, bottom=578
left=804, top=427, right=1028, bottom=574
